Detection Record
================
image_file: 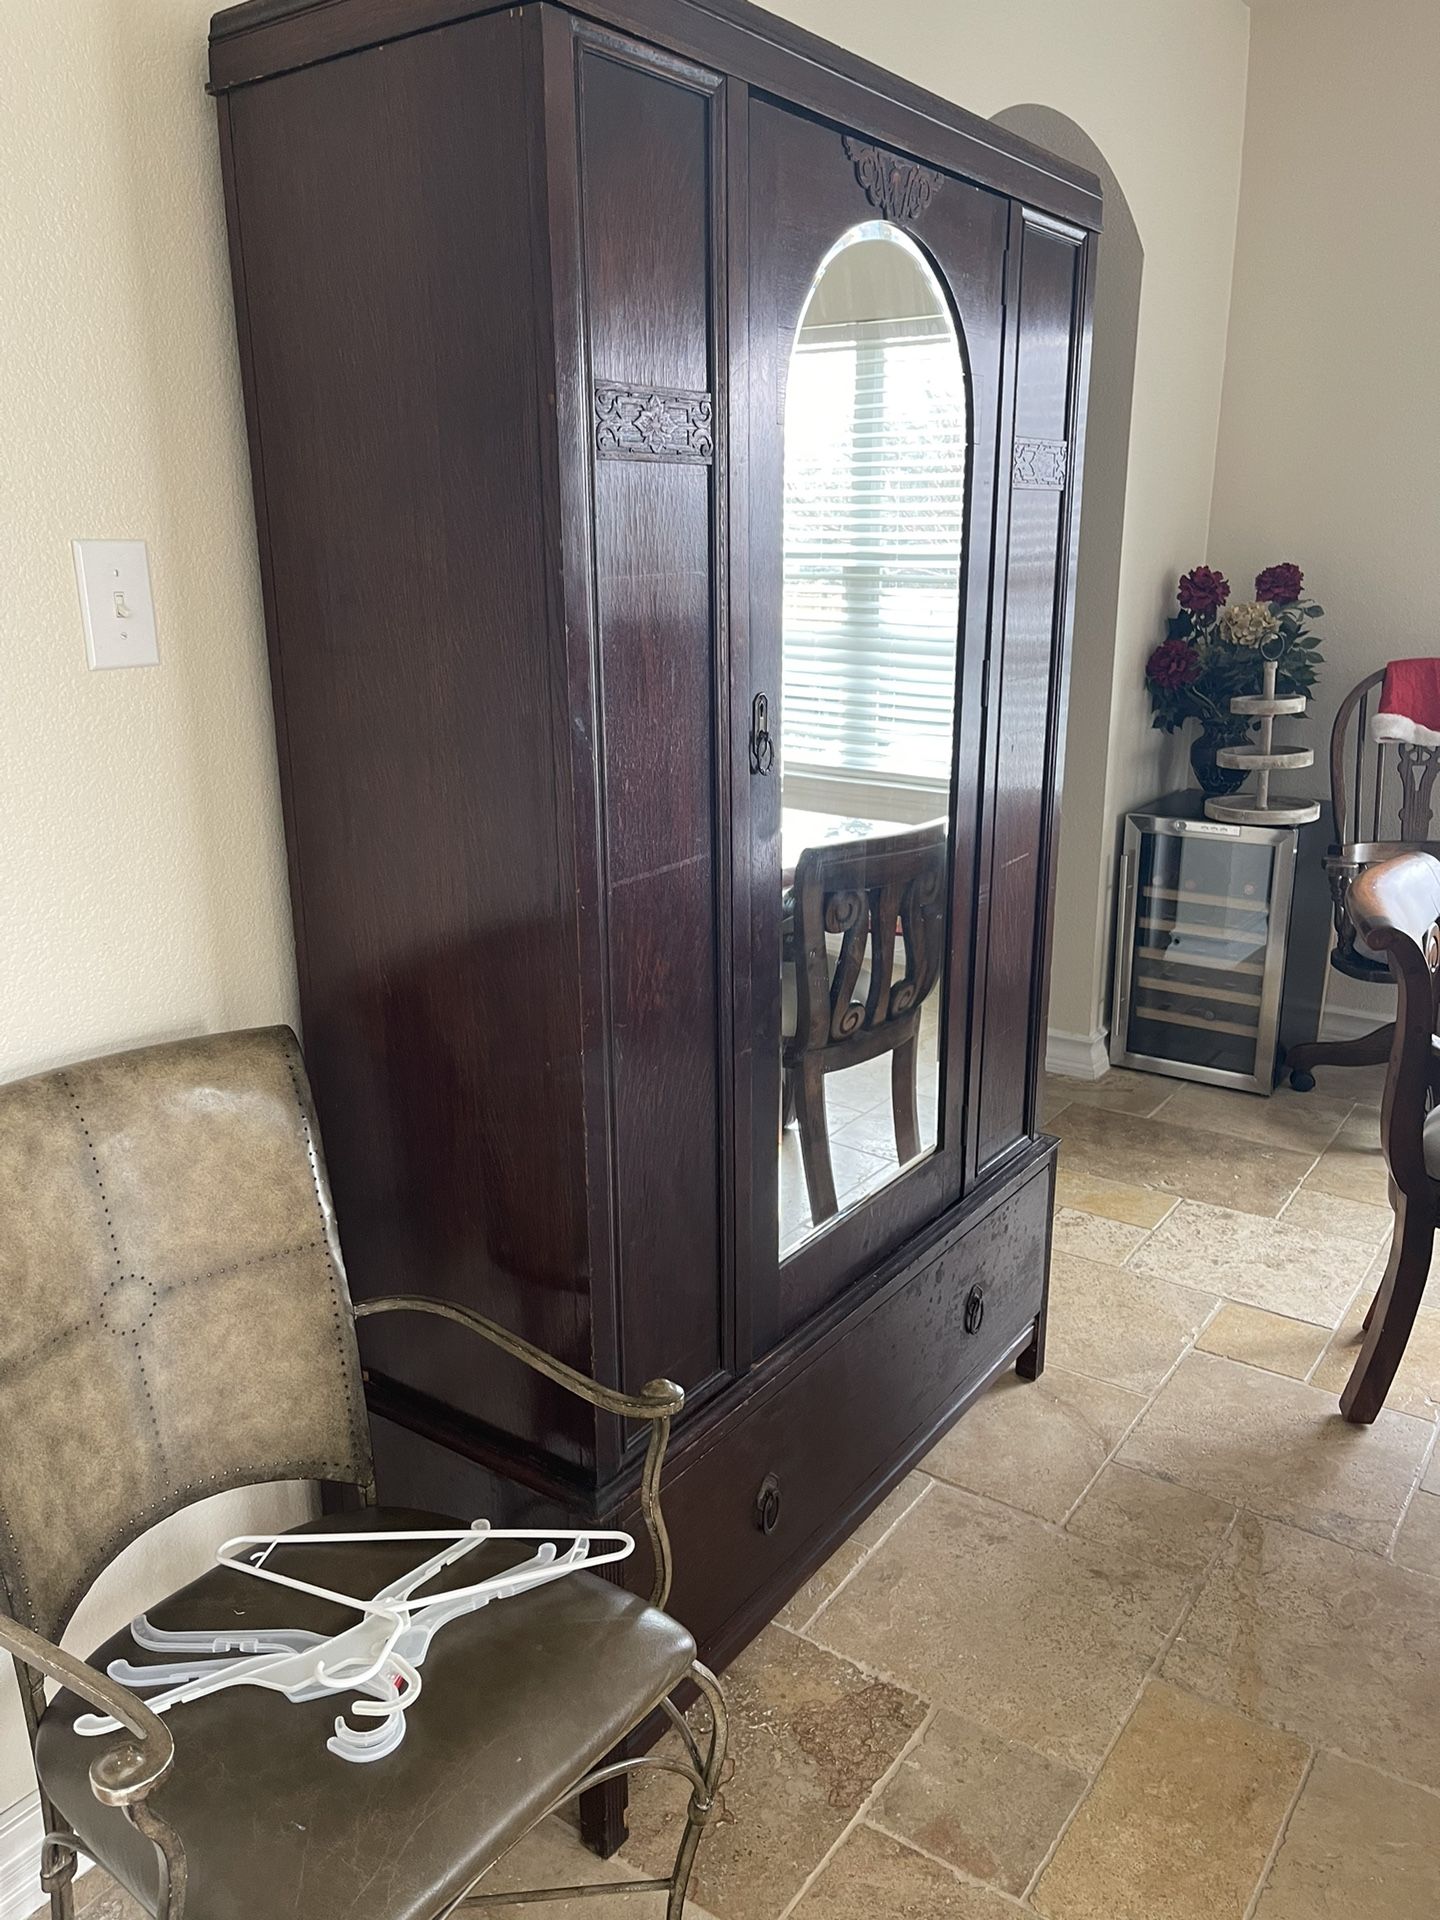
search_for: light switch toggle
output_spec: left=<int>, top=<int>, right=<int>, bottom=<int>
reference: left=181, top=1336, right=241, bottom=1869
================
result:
left=73, top=539, right=159, bottom=669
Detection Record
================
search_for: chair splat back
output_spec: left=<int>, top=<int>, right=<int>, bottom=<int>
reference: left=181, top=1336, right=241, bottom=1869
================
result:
left=0, top=1028, right=372, bottom=1642
left=788, top=822, right=948, bottom=1064
left=1331, top=669, right=1440, bottom=849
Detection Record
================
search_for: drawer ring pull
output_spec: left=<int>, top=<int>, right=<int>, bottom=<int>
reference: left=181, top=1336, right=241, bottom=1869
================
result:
left=754, top=1472, right=783, bottom=1535
left=964, top=1284, right=986, bottom=1336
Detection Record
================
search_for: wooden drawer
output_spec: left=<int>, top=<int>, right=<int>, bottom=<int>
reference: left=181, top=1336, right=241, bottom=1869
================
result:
left=657, top=1153, right=1053, bottom=1657
left=368, top=1148, right=1055, bottom=1666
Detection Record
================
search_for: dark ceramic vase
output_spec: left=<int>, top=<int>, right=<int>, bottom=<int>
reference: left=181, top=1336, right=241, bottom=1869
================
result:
left=1189, top=726, right=1250, bottom=797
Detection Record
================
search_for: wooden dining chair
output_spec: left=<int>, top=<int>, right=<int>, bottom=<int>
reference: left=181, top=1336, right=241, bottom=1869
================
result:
left=1285, top=669, right=1440, bottom=1090
left=782, top=821, right=947, bottom=1226
left=1337, top=851, right=1440, bottom=1422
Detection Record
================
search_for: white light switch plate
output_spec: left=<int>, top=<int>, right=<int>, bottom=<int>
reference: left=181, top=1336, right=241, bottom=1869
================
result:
left=72, top=539, right=159, bottom=669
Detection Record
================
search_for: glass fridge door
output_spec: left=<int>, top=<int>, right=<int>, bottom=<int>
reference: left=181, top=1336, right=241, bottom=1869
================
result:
left=1118, top=820, right=1291, bottom=1089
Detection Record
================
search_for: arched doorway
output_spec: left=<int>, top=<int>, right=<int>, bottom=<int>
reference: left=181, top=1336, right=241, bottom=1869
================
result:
left=993, top=106, right=1144, bottom=1078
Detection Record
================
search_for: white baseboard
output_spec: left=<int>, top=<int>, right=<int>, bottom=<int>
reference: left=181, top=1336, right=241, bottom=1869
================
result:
left=0, top=1795, right=93, bottom=1920
left=1045, top=1027, right=1110, bottom=1080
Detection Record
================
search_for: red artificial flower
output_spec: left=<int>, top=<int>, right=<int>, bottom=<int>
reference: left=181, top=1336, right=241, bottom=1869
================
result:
left=1177, top=566, right=1230, bottom=616
left=1255, top=562, right=1304, bottom=604
left=1146, top=639, right=1202, bottom=690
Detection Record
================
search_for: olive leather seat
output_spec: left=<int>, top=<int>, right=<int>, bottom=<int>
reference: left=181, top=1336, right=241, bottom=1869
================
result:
left=36, top=1510, right=695, bottom=1920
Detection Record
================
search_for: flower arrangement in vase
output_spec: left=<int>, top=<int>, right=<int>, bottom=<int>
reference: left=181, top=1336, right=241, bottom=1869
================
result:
left=1144, top=563, right=1325, bottom=796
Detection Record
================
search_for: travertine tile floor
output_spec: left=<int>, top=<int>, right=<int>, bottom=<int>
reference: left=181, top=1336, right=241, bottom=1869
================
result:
left=45, top=1061, right=1440, bottom=1920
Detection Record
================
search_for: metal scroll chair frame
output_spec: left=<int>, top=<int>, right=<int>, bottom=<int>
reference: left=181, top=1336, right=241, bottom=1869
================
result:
left=1286, top=668, right=1440, bottom=1090
left=1338, top=852, right=1440, bottom=1422
left=2, top=1302, right=727, bottom=1920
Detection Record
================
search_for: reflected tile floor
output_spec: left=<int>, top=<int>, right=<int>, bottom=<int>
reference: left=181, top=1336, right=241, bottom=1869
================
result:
left=36, top=1064, right=1440, bottom=1920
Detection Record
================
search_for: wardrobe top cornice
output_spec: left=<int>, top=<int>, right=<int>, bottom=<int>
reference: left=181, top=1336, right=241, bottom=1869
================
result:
left=208, top=0, right=1103, bottom=232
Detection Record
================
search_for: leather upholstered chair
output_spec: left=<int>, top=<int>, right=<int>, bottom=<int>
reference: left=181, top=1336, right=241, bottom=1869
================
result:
left=0, top=1028, right=726, bottom=1920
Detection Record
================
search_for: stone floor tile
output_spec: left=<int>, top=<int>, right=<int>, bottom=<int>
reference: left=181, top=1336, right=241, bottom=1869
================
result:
left=1253, top=1752, right=1440, bottom=1918
left=1046, top=1252, right=1216, bottom=1394
left=477, top=1819, right=719, bottom=1918
left=812, top=1483, right=1193, bottom=1772
left=623, top=1624, right=925, bottom=1920
left=872, top=1707, right=1087, bottom=1896
left=778, top=1474, right=932, bottom=1629
left=1278, top=1185, right=1395, bottom=1250
left=1043, top=1068, right=1175, bottom=1118
left=832, top=1095, right=937, bottom=1161
left=1164, top=1511, right=1440, bottom=1789
left=1052, top=1105, right=1313, bottom=1217
left=1303, top=1112, right=1392, bottom=1206
left=1051, top=1206, right=1149, bottom=1266
left=1031, top=1679, right=1307, bottom=1920
left=1052, top=1168, right=1177, bottom=1229
left=790, top=1823, right=1018, bottom=1919
left=1310, top=1290, right=1440, bottom=1420
left=1305, top=1059, right=1389, bottom=1107
left=921, top=1368, right=1144, bottom=1524
left=1393, top=1490, right=1440, bottom=1577
left=1119, top=1349, right=1431, bottom=1552
left=1196, top=1302, right=1333, bottom=1380
left=1428, top=1449, right=1440, bottom=1495
left=1128, top=1199, right=1362, bottom=1325
left=1064, top=1463, right=1234, bottom=1576
left=1154, top=1078, right=1353, bottom=1156
left=44, top=1877, right=142, bottom=1920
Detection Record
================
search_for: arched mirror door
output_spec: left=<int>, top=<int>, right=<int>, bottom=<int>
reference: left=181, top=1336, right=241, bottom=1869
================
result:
left=741, top=101, right=1010, bottom=1353
left=778, top=224, right=967, bottom=1256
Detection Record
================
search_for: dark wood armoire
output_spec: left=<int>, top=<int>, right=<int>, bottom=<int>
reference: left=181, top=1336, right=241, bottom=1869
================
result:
left=209, top=0, right=1097, bottom=1828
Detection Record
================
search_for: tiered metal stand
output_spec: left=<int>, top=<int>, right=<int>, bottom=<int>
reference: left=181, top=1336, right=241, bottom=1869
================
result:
left=1204, top=658, right=1322, bottom=827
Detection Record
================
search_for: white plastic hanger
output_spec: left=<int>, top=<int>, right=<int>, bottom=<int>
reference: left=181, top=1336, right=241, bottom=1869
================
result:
left=75, top=1521, right=634, bottom=1763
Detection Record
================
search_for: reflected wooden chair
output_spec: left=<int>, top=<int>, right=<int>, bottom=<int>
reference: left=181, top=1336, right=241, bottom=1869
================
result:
left=1286, top=669, right=1440, bottom=1090
left=782, top=822, right=947, bottom=1225
left=0, top=1028, right=726, bottom=1920
left=1337, top=852, right=1440, bottom=1422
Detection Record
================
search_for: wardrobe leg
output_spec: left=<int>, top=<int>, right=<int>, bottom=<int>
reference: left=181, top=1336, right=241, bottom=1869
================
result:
left=579, top=1775, right=629, bottom=1860
left=1016, top=1309, right=1047, bottom=1382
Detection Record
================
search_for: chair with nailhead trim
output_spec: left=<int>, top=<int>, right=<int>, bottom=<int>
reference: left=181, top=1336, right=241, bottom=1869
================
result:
left=0, top=1027, right=726, bottom=1920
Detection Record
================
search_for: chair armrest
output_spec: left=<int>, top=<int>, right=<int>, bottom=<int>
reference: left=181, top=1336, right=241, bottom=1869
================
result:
left=354, top=1295, right=684, bottom=1610
left=0, top=1611, right=174, bottom=1807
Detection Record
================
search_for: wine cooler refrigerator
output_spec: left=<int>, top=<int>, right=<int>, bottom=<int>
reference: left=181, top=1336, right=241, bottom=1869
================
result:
left=1110, top=791, right=1330, bottom=1095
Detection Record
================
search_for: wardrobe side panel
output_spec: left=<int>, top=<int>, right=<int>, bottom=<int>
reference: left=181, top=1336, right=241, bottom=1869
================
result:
left=974, top=216, right=1085, bottom=1173
left=222, top=15, right=595, bottom=1460
left=575, top=42, right=728, bottom=1397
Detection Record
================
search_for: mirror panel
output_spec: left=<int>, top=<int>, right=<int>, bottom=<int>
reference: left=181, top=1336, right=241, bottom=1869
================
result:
left=778, top=222, right=966, bottom=1258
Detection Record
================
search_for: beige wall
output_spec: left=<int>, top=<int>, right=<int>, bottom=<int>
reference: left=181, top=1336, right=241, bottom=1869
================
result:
left=777, top=0, right=1253, bottom=1052
left=0, top=0, right=305, bottom=1817
left=0, top=0, right=1252, bottom=1823
left=1209, top=0, right=1439, bottom=1025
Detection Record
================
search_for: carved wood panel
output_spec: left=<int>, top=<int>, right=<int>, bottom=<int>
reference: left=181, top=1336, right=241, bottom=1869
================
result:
left=841, top=134, right=942, bottom=223
left=1012, top=438, right=1069, bottom=489
left=594, top=380, right=715, bottom=462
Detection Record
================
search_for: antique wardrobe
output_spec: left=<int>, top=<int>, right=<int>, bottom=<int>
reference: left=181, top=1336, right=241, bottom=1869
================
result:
left=209, top=0, right=1097, bottom=1831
